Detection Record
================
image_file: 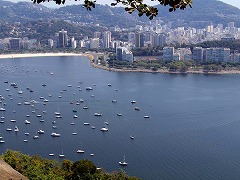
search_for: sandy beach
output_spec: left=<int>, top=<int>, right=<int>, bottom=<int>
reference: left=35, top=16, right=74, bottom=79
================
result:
left=0, top=53, right=86, bottom=59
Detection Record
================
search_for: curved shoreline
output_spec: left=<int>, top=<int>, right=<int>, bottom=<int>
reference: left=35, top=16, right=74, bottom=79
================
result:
left=90, top=62, right=240, bottom=75
left=0, top=53, right=240, bottom=75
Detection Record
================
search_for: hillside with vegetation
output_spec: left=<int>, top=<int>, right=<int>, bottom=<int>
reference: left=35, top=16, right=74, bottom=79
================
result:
left=0, top=0, right=240, bottom=27
left=1, top=150, right=139, bottom=180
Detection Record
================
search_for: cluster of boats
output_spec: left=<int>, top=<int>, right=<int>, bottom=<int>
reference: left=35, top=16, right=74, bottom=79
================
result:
left=0, top=75, right=153, bottom=167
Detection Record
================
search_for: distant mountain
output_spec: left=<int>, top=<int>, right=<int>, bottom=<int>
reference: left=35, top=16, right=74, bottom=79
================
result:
left=0, top=0, right=240, bottom=27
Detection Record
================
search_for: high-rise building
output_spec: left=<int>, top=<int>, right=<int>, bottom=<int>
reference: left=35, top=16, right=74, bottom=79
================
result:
left=69, top=37, right=77, bottom=49
left=128, top=32, right=135, bottom=44
left=135, top=32, right=144, bottom=48
left=58, top=29, right=68, bottom=48
left=94, top=31, right=101, bottom=39
left=192, top=47, right=203, bottom=64
left=48, top=39, right=54, bottom=48
left=90, top=38, right=99, bottom=49
left=206, top=48, right=230, bottom=62
left=9, top=38, right=21, bottom=50
left=116, top=47, right=133, bottom=63
left=151, top=33, right=166, bottom=47
left=102, top=31, right=111, bottom=48
left=163, top=47, right=174, bottom=61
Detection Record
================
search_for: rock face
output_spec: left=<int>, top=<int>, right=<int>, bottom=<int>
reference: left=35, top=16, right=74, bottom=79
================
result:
left=0, top=158, right=28, bottom=180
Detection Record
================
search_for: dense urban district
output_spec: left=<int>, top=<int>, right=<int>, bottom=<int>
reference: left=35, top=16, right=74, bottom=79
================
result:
left=1, top=1, right=240, bottom=74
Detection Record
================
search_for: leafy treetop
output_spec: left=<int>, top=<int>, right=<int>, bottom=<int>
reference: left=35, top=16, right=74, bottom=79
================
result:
left=32, top=0, right=192, bottom=20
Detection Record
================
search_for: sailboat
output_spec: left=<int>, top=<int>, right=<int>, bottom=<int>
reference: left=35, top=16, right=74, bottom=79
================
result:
left=59, top=149, right=65, bottom=158
left=119, top=155, right=128, bottom=166
left=0, top=102, right=5, bottom=111
left=77, top=149, right=85, bottom=153
left=100, top=125, right=108, bottom=132
left=0, top=136, right=5, bottom=143
left=14, top=126, right=19, bottom=132
left=83, top=100, right=89, bottom=109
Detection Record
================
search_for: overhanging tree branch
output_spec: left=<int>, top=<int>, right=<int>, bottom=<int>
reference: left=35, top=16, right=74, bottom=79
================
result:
left=31, top=0, right=192, bottom=20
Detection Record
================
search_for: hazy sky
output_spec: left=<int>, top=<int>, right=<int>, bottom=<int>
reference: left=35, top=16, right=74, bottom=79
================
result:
left=6, top=0, right=240, bottom=9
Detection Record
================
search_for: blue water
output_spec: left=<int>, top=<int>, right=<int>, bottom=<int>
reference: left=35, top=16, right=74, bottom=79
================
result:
left=1, top=56, right=240, bottom=179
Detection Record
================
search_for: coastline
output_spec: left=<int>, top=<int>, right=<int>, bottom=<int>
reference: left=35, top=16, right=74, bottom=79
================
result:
left=90, top=62, right=240, bottom=75
left=0, top=53, right=240, bottom=75
left=0, top=53, right=86, bottom=59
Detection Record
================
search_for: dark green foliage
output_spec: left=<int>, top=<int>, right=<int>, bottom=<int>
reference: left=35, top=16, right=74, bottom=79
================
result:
left=1, top=150, right=139, bottom=180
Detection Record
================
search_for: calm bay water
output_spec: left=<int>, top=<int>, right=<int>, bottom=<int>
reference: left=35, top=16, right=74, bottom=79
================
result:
left=1, top=56, right=240, bottom=179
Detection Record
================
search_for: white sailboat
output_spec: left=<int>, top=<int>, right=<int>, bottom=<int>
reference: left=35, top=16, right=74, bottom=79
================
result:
left=0, top=137, right=5, bottom=143
left=14, top=126, right=19, bottom=132
left=59, top=149, right=65, bottom=158
left=119, top=155, right=128, bottom=166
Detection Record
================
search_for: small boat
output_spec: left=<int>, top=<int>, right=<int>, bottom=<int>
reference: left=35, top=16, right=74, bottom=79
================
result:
left=71, top=122, right=75, bottom=125
left=52, top=126, right=57, bottom=129
left=131, top=100, right=136, bottom=104
left=79, top=99, right=84, bottom=103
left=72, top=132, right=77, bottom=135
left=51, top=132, right=60, bottom=137
left=26, top=114, right=30, bottom=117
left=37, top=129, right=45, bottom=134
left=24, top=101, right=30, bottom=105
left=42, top=84, right=47, bottom=87
left=130, top=135, right=134, bottom=139
left=6, top=128, right=12, bottom=131
left=144, top=116, right=150, bottom=118
left=117, top=113, right=122, bottom=116
left=59, top=150, right=65, bottom=158
left=90, top=153, right=95, bottom=156
left=24, top=132, right=30, bottom=136
left=18, top=90, right=23, bottom=94
left=85, top=87, right=93, bottom=90
left=55, top=115, right=62, bottom=118
left=52, top=120, right=57, bottom=124
left=104, top=121, right=109, bottom=125
left=72, top=109, right=77, bottom=112
left=40, top=119, right=45, bottom=122
left=94, top=113, right=102, bottom=116
left=107, top=84, right=112, bottom=86
left=33, top=135, right=39, bottom=139
left=134, top=107, right=140, bottom=111
left=112, top=100, right=117, bottom=103
left=84, top=122, right=90, bottom=125
left=83, top=106, right=89, bottom=109
left=54, top=112, right=61, bottom=115
left=10, top=119, right=16, bottom=122
left=100, top=126, right=108, bottom=132
left=73, top=115, right=78, bottom=118
left=77, top=149, right=85, bottom=153
left=24, top=120, right=31, bottom=124
left=14, top=126, right=19, bottom=132
left=40, top=96, right=44, bottom=99
left=0, top=107, right=6, bottom=111
left=119, top=155, right=128, bottom=166
left=0, top=137, right=5, bottom=143
left=49, top=153, right=54, bottom=156
left=37, top=114, right=42, bottom=117
left=0, top=120, right=4, bottom=123
left=91, top=126, right=96, bottom=129
left=23, top=139, right=28, bottom=142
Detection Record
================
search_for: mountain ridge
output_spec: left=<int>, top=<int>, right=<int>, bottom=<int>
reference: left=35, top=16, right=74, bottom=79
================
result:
left=0, top=0, right=240, bottom=27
